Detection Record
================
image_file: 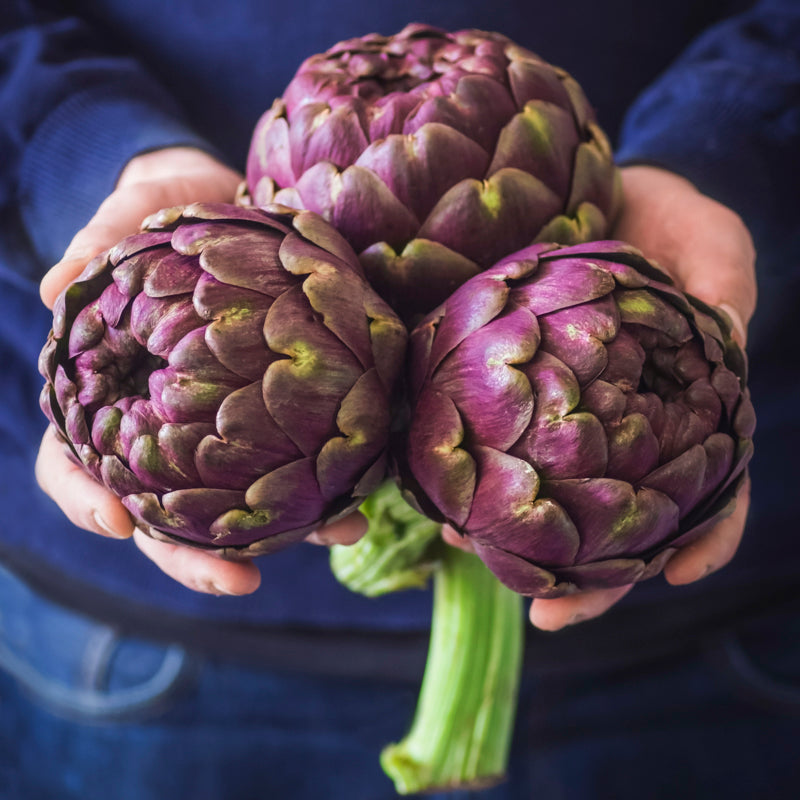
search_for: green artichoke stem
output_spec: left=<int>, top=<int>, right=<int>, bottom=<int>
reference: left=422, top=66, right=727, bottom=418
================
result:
left=381, top=545, right=524, bottom=795
left=329, top=481, right=443, bottom=596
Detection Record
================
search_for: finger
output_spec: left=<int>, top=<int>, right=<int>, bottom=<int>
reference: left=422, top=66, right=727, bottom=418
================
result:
left=441, top=523, right=475, bottom=553
left=664, top=476, right=751, bottom=585
left=35, top=426, right=133, bottom=539
left=529, top=583, right=634, bottom=631
left=133, top=528, right=262, bottom=596
left=41, top=157, right=242, bottom=308
left=306, top=511, right=369, bottom=546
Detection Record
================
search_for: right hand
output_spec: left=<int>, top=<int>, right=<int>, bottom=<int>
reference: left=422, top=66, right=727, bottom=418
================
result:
left=36, top=146, right=368, bottom=596
left=445, top=165, right=757, bottom=632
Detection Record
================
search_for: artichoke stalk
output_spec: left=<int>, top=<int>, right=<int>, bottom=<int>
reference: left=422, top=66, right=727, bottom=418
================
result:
left=246, top=23, right=621, bottom=321
left=332, top=482, right=524, bottom=795
left=382, top=546, right=523, bottom=794
left=39, top=203, right=407, bottom=554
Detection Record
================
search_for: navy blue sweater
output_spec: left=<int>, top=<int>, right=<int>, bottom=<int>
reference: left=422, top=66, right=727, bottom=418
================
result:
left=1, top=0, right=799, bottom=653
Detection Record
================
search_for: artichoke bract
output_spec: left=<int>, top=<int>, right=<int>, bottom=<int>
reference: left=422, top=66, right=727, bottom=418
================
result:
left=245, top=23, right=621, bottom=321
left=39, top=203, right=407, bottom=556
left=404, top=241, right=755, bottom=597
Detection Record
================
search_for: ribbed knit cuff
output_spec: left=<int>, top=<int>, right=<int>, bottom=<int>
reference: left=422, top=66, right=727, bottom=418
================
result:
left=19, top=85, right=219, bottom=267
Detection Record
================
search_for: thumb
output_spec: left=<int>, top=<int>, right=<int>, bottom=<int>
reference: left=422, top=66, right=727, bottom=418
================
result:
left=664, top=218, right=755, bottom=348
left=716, top=303, right=748, bottom=349
left=616, top=167, right=756, bottom=347
left=40, top=149, right=242, bottom=310
left=40, top=184, right=162, bottom=309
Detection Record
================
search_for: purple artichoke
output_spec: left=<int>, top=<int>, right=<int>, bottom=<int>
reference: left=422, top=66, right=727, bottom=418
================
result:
left=39, top=203, right=407, bottom=556
left=403, top=241, right=755, bottom=597
left=245, top=23, right=621, bottom=321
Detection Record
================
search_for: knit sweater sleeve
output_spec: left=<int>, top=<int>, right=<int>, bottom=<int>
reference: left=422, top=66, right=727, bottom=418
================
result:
left=615, top=0, right=800, bottom=256
left=0, top=2, right=217, bottom=282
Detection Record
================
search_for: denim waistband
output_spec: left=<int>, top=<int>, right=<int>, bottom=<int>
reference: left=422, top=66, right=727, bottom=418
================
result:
left=3, top=554, right=800, bottom=688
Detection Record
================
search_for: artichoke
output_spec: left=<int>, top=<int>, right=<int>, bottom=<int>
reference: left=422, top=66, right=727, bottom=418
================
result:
left=403, top=241, right=755, bottom=596
left=39, top=203, right=407, bottom=555
left=245, top=23, right=621, bottom=320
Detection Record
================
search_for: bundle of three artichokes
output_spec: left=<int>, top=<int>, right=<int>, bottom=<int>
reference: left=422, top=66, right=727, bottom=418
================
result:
left=40, top=24, right=754, bottom=589
left=39, top=23, right=754, bottom=794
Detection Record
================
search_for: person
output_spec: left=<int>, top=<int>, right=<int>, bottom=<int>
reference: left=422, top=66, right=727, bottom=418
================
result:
left=1, top=1, right=798, bottom=797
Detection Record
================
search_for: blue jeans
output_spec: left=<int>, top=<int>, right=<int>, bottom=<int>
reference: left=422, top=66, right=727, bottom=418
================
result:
left=0, top=564, right=431, bottom=800
left=2, top=562, right=800, bottom=799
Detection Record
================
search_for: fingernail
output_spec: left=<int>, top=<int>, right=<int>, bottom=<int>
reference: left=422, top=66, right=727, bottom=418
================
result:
left=567, top=612, right=588, bottom=626
left=92, top=510, right=128, bottom=539
left=211, top=581, right=237, bottom=596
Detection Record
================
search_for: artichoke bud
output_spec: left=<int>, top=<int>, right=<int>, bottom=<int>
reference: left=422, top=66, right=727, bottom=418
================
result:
left=39, top=203, right=408, bottom=557
left=402, top=241, right=755, bottom=598
left=245, top=23, right=621, bottom=322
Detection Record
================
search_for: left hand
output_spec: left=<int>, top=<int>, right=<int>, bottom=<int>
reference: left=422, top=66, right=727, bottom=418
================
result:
left=452, top=165, right=757, bottom=630
left=37, top=146, right=367, bottom=597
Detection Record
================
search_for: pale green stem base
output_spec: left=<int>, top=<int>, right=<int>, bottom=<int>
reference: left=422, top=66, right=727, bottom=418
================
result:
left=381, top=546, right=524, bottom=795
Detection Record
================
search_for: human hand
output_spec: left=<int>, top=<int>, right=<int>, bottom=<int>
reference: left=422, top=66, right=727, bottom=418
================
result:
left=449, top=165, right=757, bottom=631
left=36, top=146, right=368, bottom=596
left=533, top=165, right=755, bottom=629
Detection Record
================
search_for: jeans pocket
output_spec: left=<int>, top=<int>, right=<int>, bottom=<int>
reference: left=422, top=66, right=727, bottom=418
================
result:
left=703, top=599, right=800, bottom=716
left=0, top=563, right=198, bottom=723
